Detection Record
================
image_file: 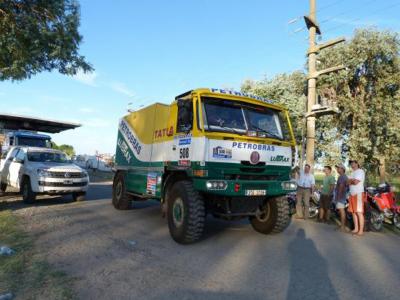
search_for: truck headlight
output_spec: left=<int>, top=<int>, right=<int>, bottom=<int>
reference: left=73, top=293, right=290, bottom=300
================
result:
left=206, top=180, right=227, bottom=190
left=37, top=168, right=50, bottom=177
left=282, top=181, right=297, bottom=190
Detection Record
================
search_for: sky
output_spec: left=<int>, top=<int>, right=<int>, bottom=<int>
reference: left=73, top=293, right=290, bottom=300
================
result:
left=1, top=0, right=399, bottom=154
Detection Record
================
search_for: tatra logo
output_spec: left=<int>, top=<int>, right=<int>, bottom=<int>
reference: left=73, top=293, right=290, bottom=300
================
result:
left=270, top=155, right=290, bottom=162
left=250, top=151, right=260, bottom=164
left=154, top=126, right=174, bottom=139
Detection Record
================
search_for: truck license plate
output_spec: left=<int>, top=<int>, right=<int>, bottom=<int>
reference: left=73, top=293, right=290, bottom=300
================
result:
left=63, top=180, right=73, bottom=185
left=245, top=190, right=266, bottom=196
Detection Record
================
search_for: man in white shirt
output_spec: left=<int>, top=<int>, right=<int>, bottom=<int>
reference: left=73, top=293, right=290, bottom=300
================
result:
left=296, top=164, right=315, bottom=219
left=347, top=159, right=366, bottom=236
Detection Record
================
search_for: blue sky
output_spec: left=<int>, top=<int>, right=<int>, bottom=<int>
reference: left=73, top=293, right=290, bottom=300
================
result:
left=1, top=0, right=399, bottom=154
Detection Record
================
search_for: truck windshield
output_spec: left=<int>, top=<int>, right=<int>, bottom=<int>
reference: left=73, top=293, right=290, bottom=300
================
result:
left=27, top=152, right=71, bottom=163
left=202, top=97, right=291, bottom=141
left=18, top=137, right=50, bottom=148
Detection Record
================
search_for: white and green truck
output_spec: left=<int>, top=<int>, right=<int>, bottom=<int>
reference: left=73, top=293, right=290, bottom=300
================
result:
left=112, top=88, right=297, bottom=244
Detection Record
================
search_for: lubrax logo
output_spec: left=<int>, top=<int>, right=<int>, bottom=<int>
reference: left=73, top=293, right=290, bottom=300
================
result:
left=270, top=155, right=289, bottom=162
left=232, top=142, right=275, bottom=151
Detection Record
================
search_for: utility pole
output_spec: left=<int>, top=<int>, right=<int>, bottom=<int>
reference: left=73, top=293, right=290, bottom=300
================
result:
left=304, top=0, right=345, bottom=169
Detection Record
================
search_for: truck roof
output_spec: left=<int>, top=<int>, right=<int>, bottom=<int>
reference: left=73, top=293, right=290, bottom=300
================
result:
left=7, top=131, right=51, bottom=139
left=175, top=88, right=286, bottom=110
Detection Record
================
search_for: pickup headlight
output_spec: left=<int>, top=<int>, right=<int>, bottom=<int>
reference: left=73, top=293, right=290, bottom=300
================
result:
left=37, top=168, right=50, bottom=177
left=82, top=170, right=89, bottom=178
left=282, top=181, right=297, bottom=191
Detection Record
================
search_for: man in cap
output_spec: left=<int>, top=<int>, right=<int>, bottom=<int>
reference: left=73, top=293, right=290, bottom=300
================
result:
left=347, top=159, right=366, bottom=236
left=335, top=163, right=348, bottom=232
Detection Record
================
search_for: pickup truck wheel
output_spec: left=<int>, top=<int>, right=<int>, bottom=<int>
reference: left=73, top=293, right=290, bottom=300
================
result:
left=72, top=192, right=86, bottom=202
left=21, top=178, right=36, bottom=204
left=250, top=196, right=291, bottom=234
left=0, top=182, right=6, bottom=193
left=112, top=172, right=131, bottom=210
left=167, top=181, right=205, bottom=244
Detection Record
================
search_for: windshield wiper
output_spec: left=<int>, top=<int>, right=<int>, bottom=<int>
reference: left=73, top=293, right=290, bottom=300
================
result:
left=250, top=124, right=283, bottom=140
left=209, top=125, right=244, bottom=135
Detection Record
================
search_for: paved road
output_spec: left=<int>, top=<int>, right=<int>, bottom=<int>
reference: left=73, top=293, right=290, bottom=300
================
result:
left=5, top=182, right=400, bottom=300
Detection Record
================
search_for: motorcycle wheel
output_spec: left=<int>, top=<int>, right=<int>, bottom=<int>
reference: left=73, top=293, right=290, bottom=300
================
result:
left=369, top=209, right=384, bottom=232
left=393, top=214, right=400, bottom=230
left=309, top=200, right=319, bottom=219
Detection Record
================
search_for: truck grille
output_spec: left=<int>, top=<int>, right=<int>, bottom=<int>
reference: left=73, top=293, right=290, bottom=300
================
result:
left=39, top=181, right=88, bottom=187
left=48, top=172, right=85, bottom=178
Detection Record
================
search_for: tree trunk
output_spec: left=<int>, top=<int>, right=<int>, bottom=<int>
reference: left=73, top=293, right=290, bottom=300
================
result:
left=378, top=156, right=386, bottom=184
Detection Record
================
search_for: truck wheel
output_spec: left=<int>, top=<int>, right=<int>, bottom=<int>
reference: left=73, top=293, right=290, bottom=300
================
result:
left=112, top=172, right=131, bottom=210
left=167, top=181, right=205, bottom=244
left=250, top=196, right=291, bottom=234
left=0, top=182, right=6, bottom=193
left=72, top=192, right=86, bottom=202
left=21, top=177, right=36, bottom=204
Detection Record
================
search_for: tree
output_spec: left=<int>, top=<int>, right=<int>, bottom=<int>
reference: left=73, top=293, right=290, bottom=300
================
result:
left=317, top=29, right=400, bottom=182
left=51, top=142, right=75, bottom=156
left=0, top=0, right=92, bottom=81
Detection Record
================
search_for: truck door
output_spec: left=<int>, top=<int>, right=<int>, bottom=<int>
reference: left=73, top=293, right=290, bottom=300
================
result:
left=1, top=148, right=19, bottom=186
left=174, top=99, right=194, bottom=167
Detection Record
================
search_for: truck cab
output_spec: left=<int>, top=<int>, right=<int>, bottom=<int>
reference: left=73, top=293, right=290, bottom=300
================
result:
left=2, top=131, right=51, bottom=153
left=112, top=88, right=297, bottom=244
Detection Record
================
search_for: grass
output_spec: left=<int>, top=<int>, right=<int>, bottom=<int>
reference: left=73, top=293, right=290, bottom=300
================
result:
left=0, top=210, right=74, bottom=299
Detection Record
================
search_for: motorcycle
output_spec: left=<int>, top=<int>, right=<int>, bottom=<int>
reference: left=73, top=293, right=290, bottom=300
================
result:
left=365, top=183, right=400, bottom=232
left=287, top=191, right=319, bottom=218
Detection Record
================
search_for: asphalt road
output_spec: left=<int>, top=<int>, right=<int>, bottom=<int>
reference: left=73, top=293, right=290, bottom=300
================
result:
left=5, top=182, right=400, bottom=300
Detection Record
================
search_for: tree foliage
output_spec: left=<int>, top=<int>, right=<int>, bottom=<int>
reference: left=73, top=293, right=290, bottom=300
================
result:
left=51, top=142, right=75, bottom=157
left=317, top=29, right=400, bottom=176
left=0, top=0, right=92, bottom=81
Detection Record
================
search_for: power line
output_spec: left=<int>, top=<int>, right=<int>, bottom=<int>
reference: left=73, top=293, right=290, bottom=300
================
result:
left=323, top=1, right=400, bottom=34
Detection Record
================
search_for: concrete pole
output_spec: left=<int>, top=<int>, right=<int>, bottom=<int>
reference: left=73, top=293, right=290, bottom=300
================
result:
left=306, top=0, right=317, bottom=168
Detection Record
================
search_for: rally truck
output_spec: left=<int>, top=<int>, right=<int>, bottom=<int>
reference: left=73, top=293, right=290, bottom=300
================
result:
left=112, top=88, right=297, bottom=244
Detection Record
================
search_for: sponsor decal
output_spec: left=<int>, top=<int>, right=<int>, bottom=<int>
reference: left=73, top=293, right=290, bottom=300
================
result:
left=210, top=88, right=274, bottom=104
left=179, top=137, right=191, bottom=146
left=178, top=160, right=191, bottom=166
left=212, top=146, right=232, bottom=159
left=119, top=120, right=142, bottom=155
left=117, top=138, right=132, bottom=163
left=154, top=126, right=174, bottom=139
left=146, top=173, right=157, bottom=195
left=232, top=142, right=275, bottom=151
left=250, top=151, right=260, bottom=164
left=270, top=155, right=290, bottom=162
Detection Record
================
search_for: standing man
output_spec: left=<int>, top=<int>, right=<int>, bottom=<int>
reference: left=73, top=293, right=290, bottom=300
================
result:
left=335, top=163, right=348, bottom=232
left=347, top=160, right=366, bottom=236
left=319, top=166, right=335, bottom=223
left=296, top=164, right=315, bottom=220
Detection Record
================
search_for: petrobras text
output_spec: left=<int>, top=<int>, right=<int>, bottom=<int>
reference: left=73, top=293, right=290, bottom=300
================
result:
left=119, top=120, right=142, bottom=155
left=210, top=88, right=274, bottom=104
left=232, top=142, right=275, bottom=151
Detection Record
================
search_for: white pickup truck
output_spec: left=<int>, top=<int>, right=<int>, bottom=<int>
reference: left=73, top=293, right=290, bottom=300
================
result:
left=0, top=146, right=89, bottom=203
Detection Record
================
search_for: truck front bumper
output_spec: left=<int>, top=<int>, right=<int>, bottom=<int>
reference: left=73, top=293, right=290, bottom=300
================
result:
left=192, top=178, right=296, bottom=197
left=33, top=177, right=89, bottom=194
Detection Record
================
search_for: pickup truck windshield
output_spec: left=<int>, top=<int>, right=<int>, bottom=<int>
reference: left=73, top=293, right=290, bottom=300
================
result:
left=27, top=152, right=70, bottom=163
left=202, top=97, right=291, bottom=141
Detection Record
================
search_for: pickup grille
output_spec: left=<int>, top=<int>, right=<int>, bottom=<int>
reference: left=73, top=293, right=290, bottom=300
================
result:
left=39, top=181, right=88, bottom=187
left=48, top=172, right=85, bottom=178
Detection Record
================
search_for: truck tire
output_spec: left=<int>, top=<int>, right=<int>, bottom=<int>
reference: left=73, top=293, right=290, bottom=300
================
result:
left=112, top=172, right=131, bottom=210
left=21, top=177, right=36, bottom=204
left=167, top=181, right=205, bottom=244
left=250, top=196, right=291, bottom=234
left=72, top=192, right=86, bottom=202
left=0, top=182, right=6, bottom=193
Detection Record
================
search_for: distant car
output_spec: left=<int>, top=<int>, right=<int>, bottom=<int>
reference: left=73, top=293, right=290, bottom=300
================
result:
left=0, top=146, right=89, bottom=203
